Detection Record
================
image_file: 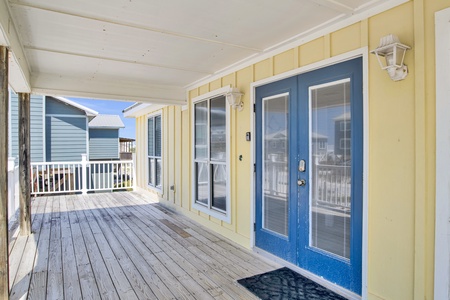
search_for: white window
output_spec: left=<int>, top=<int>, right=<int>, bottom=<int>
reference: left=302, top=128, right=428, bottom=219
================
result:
left=192, top=90, right=230, bottom=222
left=147, top=114, right=162, bottom=189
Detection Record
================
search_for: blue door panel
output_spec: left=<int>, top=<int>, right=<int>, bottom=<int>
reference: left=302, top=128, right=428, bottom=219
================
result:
left=255, top=57, right=363, bottom=295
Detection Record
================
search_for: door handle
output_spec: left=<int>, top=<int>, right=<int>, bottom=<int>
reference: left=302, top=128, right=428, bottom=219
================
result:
left=297, top=179, right=306, bottom=186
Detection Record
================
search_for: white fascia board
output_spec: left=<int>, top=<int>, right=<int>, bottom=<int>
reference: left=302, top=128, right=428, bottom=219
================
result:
left=123, top=103, right=167, bottom=118
left=89, top=126, right=124, bottom=129
left=31, top=73, right=187, bottom=106
left=53, top=96, right=99, bottom=117
left=185, top=0, right=409, bottom=91
left=0, top=0, right=31, bottom=93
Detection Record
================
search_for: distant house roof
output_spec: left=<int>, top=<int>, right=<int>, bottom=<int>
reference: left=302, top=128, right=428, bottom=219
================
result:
left=53, top=96, right=98, bottom=117
left=89, top=114, right=125, bottom=129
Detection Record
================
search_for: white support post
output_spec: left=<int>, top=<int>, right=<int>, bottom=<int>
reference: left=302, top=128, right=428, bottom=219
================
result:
left=81, top=154, right=87, bottom=195
left=132, top=153, right=137, bottom=191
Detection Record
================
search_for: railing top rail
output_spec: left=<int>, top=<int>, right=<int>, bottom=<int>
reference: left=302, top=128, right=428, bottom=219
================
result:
left=31, top=161, right=82, bottom=166
left=86, top=160, right=133, bottom=164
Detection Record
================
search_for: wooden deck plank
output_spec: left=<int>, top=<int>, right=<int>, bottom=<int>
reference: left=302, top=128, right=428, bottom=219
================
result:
left=9, top=192, right=283, bottom=300
left=65, top=195, right=102, bottom=300
left=46, top=196, right=64, bottom=300
left=60, top=195, right=83, bottom=300
left=76, top=195, right=152, bottom=300
left=69, top=195, right=127, bottom=300
left=28, top=197, right=53, bottom=300
left=9, top=196, right=47, bottom=300
left=88, top=193, right=193, bottom=300
left=107, top=193, right=259, bottom=300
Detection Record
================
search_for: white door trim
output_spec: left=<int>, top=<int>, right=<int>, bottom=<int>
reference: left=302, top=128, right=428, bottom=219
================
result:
left=250, top=48, right=369, bottom=299
left=435, top=7, right=450, bottom=300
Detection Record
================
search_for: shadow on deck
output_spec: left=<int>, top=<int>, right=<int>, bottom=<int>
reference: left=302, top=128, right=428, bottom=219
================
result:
left=8, top=191, right=279, bottom=300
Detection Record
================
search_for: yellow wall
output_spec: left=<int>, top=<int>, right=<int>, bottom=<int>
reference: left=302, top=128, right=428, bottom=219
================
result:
left=134, top=1, right=447, bottom=298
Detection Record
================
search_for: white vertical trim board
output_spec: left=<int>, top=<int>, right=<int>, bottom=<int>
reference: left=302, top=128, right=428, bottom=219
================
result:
left=435, top=7, right=450, bottom=300
left=250, top=48, right=368, bottom=299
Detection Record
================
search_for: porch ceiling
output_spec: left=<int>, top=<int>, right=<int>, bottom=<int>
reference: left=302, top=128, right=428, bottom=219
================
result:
left=1, top=0, right=399, bottom=104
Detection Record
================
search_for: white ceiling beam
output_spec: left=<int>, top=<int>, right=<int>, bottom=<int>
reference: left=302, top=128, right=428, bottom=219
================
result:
left=0, top=0, right=31, bottom=92
left=31, top=73, right=186, bottom=105
left=307, top=0, right=355, bottom=14
left=9, top=1, right=263, bottom=53
left=25, top=46, right=213, bottom=75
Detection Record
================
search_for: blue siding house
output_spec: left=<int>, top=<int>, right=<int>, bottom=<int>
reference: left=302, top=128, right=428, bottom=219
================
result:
left=9, top=92, right=124, bottom=163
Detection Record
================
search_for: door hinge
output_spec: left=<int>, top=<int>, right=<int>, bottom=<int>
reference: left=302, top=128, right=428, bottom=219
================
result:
left=253, top=103, right=256, bottom=113
left=253, top=223, right=256, bottom=231
left=253, top=164, right=256, bottom=172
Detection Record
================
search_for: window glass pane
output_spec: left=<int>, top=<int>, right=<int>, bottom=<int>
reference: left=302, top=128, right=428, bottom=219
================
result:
left=310, top=80, right=351, bottom=259
left=210, top=96, right=226, bottom=162
left=211, top=163, right=226, bottom=211
left=155, top=158, right=162, bottom=187
left=148, top=118, right=154, bottom=156
left=195, top=101, right=208, bottom=159
left=262, top=94, right=289, bottom=236
left=155, top=115, right=162, bottom=157
left=195, top=162, right=209, bottom=206
left=148, top=158, right=155, bottom=186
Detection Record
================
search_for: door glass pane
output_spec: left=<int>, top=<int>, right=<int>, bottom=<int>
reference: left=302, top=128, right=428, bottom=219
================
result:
left=195, top=162, right=209, bottom=206
left=155, top=115, right=162, bottom=157
left=310, top=79, right=351, bottom=259
left=148, top=158, right=155, bottom=186
left=148, top=118, right=154, bottom=156
left=262, top=94, right=289, bottom=236
left=210, top=96, right=226, bottom=162
left=195, top=101, right=208, bottom=159
left=211, top=163, right=226, bottom=211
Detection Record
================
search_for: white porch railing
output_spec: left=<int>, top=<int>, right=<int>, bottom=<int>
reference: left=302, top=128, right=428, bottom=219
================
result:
left=8, top=157, right=19, bottom=226
left=263, top=160, right=351, bottom=208
left=31, top=154, right=135, bottom=195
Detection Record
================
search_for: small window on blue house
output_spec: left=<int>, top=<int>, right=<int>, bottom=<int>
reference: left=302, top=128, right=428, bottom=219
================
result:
left=147, top=114, right=162, bottom=189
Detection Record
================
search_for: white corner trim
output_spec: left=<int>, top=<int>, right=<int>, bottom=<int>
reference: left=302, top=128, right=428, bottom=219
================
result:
left=435, top=7, right=450, bottom=300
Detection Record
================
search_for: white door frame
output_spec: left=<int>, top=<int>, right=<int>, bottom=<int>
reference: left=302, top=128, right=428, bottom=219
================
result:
left=435, top=7, right=450, bottom=300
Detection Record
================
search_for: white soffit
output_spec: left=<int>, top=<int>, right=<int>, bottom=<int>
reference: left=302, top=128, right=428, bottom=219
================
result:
left=3, top=0, right=407, bottom=103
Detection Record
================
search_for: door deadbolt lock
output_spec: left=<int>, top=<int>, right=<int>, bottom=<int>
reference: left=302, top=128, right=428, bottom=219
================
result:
left=297, top=179, right=306, bottom=186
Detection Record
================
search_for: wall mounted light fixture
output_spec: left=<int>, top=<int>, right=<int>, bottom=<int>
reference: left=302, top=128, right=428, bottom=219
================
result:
left=225, top=87, right=244, bottom=111
left=371, top=34, right=411, bottom=81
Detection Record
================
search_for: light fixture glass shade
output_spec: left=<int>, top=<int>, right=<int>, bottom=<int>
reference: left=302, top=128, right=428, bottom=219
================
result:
left=370, top=34, right=411, bottom=81
left=225, top=88, right=244, bottom=111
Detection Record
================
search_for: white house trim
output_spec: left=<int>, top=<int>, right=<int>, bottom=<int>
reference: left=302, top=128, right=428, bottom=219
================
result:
left=53, top=96, right=98, bottom=117
left=434, top=7, right=450, bottom=300
left=250, top=47, right=369, bottom=299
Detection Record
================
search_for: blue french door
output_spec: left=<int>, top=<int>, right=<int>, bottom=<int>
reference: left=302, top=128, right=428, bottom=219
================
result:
left=255, top=58, right=363, bottom=294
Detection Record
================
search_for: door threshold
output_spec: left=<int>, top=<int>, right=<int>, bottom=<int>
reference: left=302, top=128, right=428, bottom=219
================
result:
left=253, top=247, right=362, bottom=300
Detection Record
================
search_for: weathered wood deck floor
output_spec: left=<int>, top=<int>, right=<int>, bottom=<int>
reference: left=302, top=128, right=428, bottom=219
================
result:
left=8, top=192, right=280, bottom=299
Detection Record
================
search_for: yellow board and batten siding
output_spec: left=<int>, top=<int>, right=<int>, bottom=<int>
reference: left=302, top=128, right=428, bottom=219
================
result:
left=133, top=1, right=444, bottom=299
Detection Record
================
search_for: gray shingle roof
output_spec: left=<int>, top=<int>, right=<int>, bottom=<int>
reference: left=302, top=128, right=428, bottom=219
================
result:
left=89, top=114, right=125, bottom=129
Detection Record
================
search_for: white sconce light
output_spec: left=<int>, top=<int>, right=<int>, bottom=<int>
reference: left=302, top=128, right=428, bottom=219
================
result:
left=370, top=34, right=411, bottom=81
left=225, top=87, right=244, bottom=111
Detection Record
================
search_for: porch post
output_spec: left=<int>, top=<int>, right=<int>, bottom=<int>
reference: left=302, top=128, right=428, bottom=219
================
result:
left=0, top=45, right=10, bottom=299
left=18, top=93, right=31, bottom=236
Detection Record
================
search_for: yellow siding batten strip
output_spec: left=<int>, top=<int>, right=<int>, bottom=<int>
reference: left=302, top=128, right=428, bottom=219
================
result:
left=413, top=0, right=426, bottom=299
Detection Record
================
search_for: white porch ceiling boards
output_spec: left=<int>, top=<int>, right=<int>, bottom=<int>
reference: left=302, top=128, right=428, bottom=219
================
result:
left=2, top=0, right=404, bottom=104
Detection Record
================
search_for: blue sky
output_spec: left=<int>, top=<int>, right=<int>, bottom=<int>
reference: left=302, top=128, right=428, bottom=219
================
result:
left=67, top=97, right=136, bottom=139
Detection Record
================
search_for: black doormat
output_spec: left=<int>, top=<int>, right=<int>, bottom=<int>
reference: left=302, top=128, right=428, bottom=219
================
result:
left=237, top=267, right=348, bottom=300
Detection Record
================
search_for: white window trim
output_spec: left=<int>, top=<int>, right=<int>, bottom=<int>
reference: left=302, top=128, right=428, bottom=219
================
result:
left=146, top=111, right=163, bottom=192
left=250, top=48, right=369, bottom=300
left=191, top=85, right=231, bottom=223
left=435, top=7, right=450, bottom=300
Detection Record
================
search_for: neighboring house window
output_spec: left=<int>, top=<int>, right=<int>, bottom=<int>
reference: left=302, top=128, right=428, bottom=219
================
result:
left=193, top=93, right=230, bottom=222
left=147, top=114, right=162, bottom=189
left=318, top=140, right=326, bottom=150
left=340, top=120, right=351, bottom=131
